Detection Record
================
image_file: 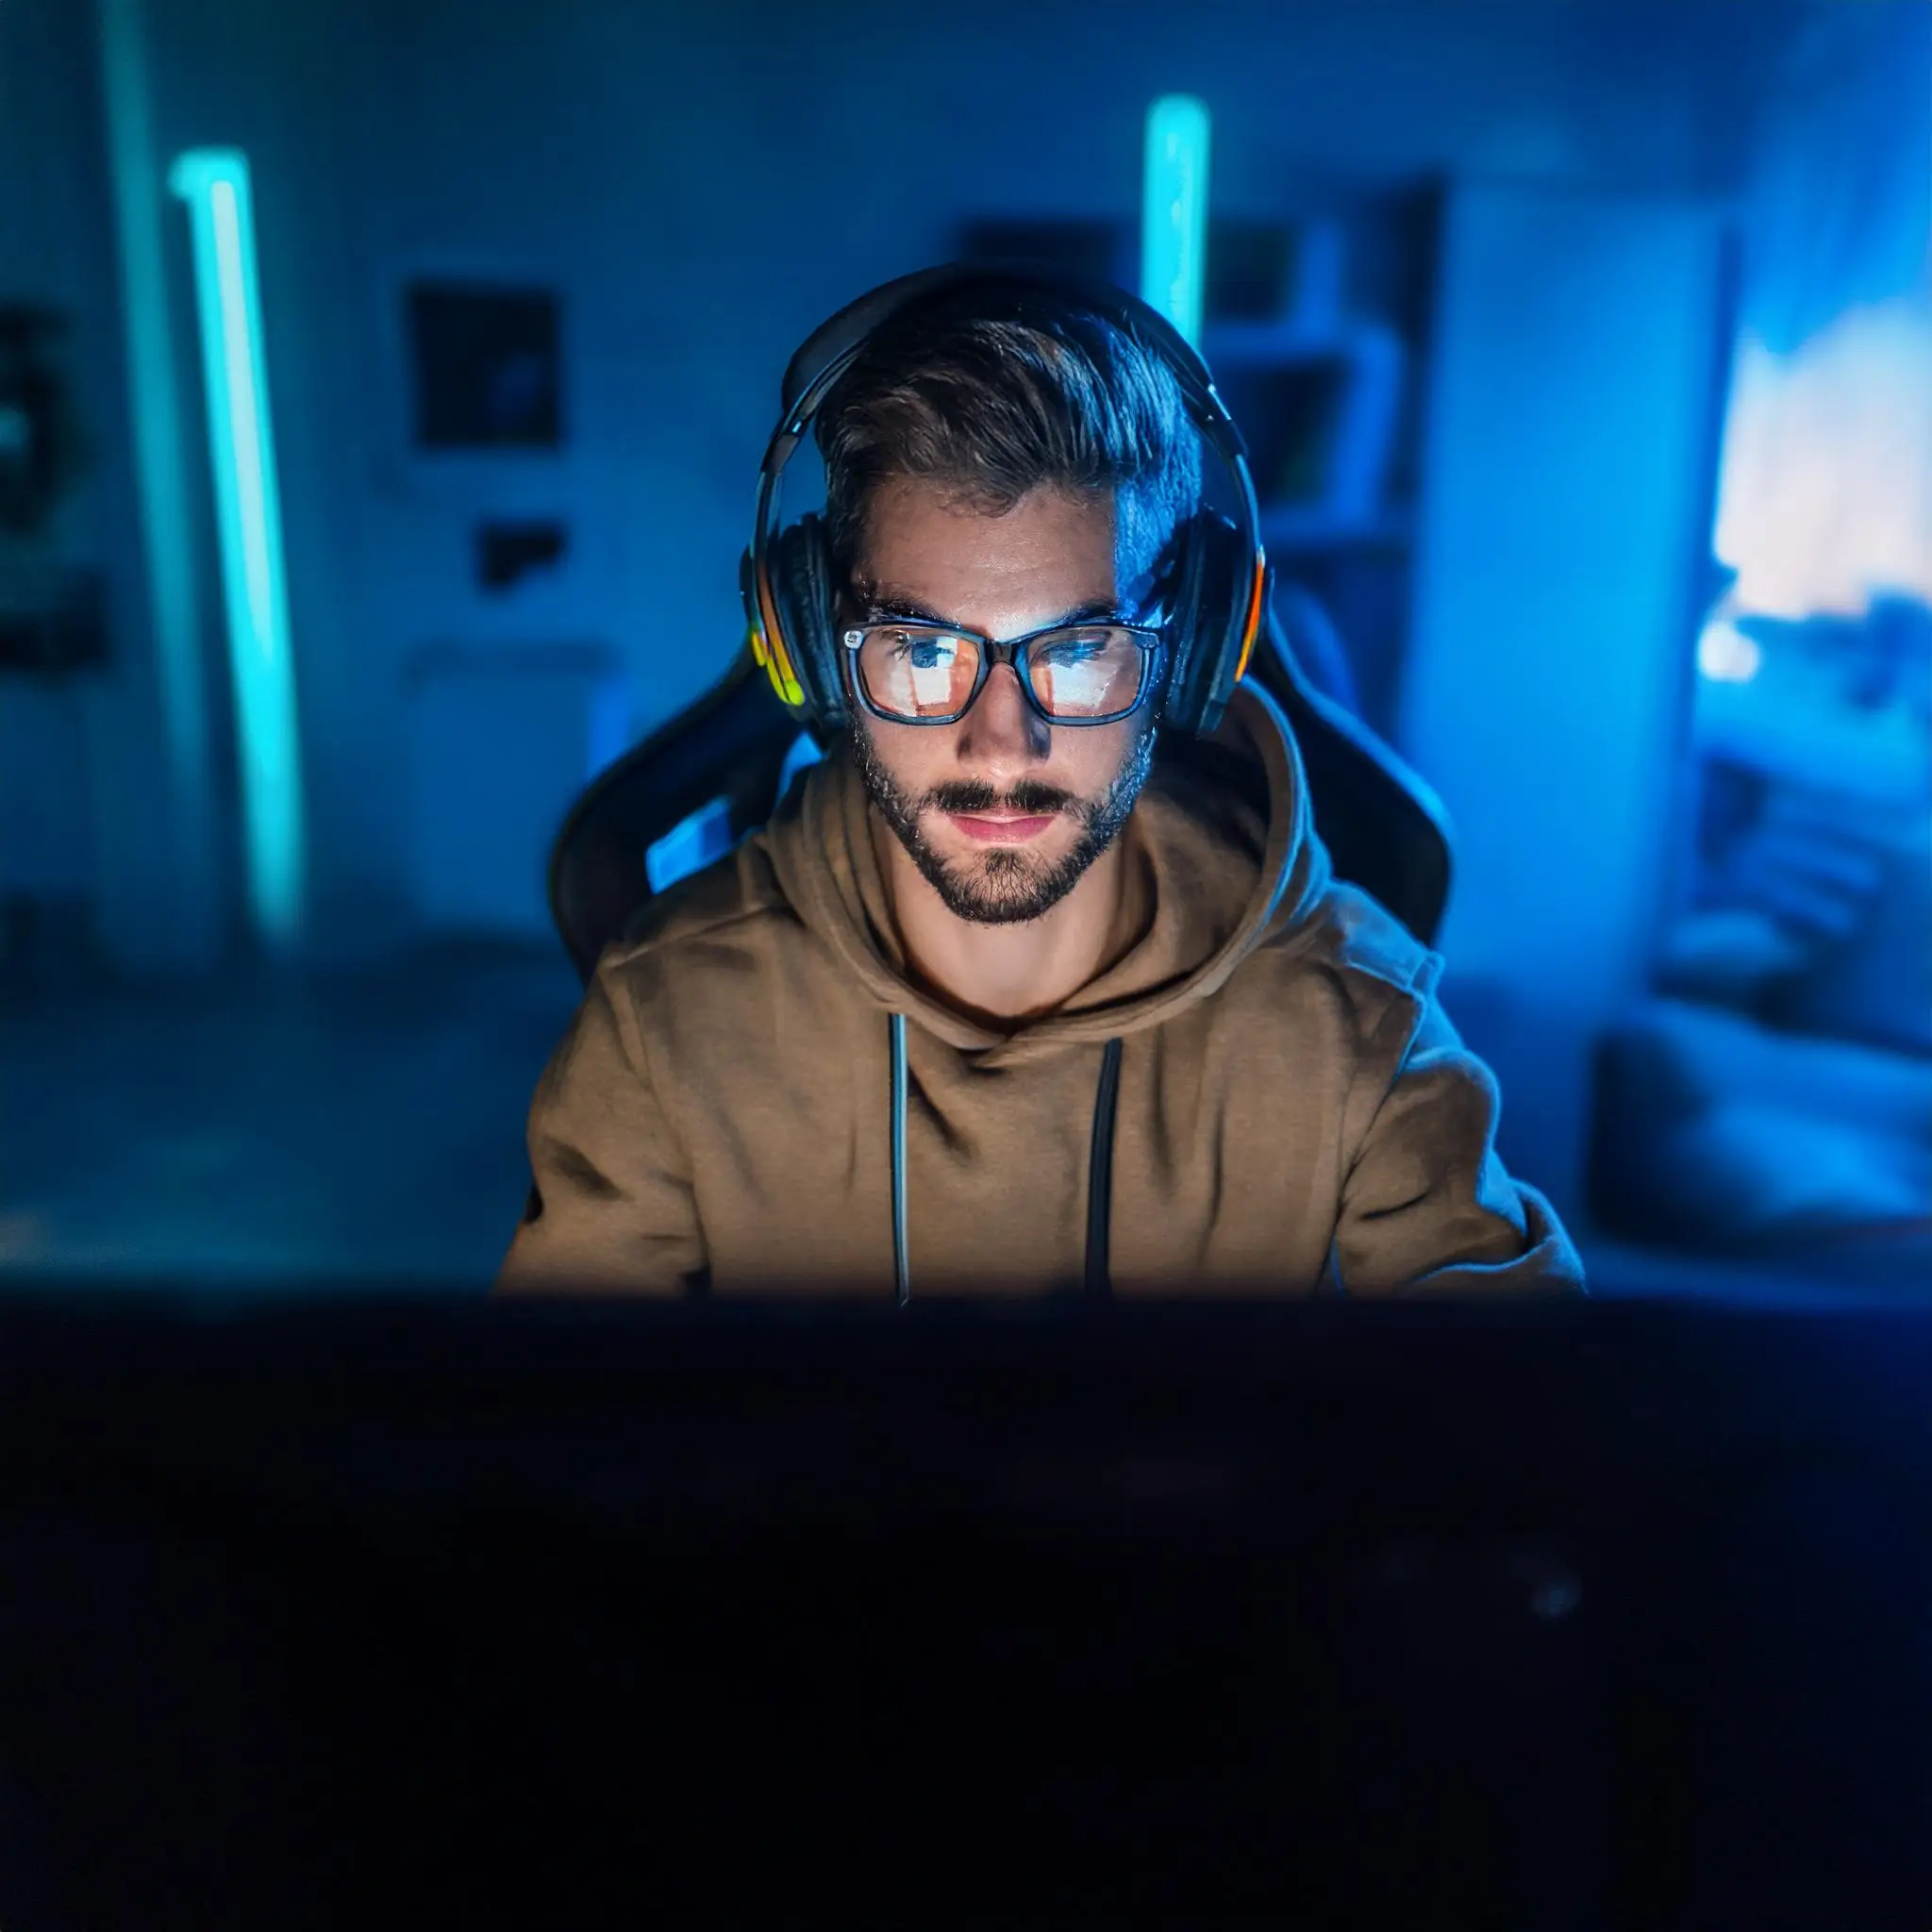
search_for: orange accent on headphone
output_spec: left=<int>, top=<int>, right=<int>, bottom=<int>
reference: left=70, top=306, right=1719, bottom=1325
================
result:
left=1231, top=551, right=1267, bottom=687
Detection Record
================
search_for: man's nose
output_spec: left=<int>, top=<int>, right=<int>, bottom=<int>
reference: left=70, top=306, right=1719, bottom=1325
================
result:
left=957, top=661, right=1051, bottom=769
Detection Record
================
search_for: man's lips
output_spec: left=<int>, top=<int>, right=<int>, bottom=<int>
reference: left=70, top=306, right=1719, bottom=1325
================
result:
left=943, top=810, right=1059, bottom=844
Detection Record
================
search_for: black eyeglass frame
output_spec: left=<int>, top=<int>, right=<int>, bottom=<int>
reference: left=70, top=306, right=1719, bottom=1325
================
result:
left=840, top=618, right=1169, bottom=727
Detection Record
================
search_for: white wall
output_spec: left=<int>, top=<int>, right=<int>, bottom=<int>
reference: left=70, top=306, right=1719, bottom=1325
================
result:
left=1401, top=182, right=1730, bottom=1217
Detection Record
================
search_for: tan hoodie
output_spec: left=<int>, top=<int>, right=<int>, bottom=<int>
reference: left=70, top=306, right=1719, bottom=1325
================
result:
left=498, top=683, right=1583, bottom=1298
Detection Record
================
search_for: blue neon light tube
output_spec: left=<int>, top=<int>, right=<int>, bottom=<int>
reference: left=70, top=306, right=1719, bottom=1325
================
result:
left=169, top=147, right=307, bottom=949
left=1141, top=95, right=1211, bottom=348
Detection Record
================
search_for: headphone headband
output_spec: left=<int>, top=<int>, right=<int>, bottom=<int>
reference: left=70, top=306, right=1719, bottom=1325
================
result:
left=745, top=262, right=1269, bottom=736
left=779, top=264, right=1219, bottom=425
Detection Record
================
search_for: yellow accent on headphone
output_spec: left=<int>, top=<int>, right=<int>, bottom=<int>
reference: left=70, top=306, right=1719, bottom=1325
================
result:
left=750, top=614, right=806, bottom=710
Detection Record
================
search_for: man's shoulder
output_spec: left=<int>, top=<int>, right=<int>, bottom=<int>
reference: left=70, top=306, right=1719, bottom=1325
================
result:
left=600, top=841, right=809, bottom=983
left=1240, top=878, right=1444, bottom=1039
left=1303, top=879, right=1442, bottom=995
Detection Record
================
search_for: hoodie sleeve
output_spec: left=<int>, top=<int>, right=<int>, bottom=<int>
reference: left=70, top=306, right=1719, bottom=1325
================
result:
left=494, top=956, right=708, bottom=1296
left=1334, top=979, right=1586, bottom=1295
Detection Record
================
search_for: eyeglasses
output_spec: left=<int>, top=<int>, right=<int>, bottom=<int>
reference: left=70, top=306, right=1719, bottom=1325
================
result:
left=841, top=617, right=1166, bottom=726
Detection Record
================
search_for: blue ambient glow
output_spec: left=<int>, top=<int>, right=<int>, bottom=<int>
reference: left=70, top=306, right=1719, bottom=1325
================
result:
left=100, top=0, right=219, bottom=954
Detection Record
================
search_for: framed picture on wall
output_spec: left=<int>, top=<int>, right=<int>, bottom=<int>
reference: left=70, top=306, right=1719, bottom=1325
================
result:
left=405, top=280, right=565, bottom=451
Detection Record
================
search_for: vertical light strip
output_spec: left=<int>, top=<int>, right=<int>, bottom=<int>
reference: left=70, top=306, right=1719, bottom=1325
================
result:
left=98, top=0, right=221, bottom=964
left=1141, top=94, right=1211, bottom=348
left=169, top=146, right=307, bottom=950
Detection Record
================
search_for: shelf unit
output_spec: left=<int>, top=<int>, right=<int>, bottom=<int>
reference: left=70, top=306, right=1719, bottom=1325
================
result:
left=958, top=188, right=1444, bottom=740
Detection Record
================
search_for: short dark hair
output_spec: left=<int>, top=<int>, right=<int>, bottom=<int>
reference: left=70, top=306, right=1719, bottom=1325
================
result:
left=817, top=289, right=1203, bottom=589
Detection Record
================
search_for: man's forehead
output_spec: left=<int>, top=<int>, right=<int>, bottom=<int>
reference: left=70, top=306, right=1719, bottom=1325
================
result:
left=855, top=482, right=1162, bottom=623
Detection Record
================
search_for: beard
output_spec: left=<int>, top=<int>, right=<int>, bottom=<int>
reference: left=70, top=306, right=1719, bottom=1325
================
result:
left=851, top=712, right=1157, bottom=925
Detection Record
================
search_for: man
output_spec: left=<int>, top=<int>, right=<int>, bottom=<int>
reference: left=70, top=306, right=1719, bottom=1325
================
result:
left=498, top=277, right=1583, bottom=1297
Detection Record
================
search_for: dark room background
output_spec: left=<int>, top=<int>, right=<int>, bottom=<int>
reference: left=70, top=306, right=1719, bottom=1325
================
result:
left=1, top=0, right=1925, bottom=1292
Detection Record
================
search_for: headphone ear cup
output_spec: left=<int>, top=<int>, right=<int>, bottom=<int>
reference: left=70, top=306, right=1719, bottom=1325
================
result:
left=1160, top=510, right=1250, bottom=736
left=770, top=514, right=846, bottom=731
left=1158, top=515, right=1210, bottom=730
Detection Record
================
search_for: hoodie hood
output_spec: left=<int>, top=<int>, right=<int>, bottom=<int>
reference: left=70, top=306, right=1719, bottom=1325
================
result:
left=762, top=682, right=1331, bottom=1068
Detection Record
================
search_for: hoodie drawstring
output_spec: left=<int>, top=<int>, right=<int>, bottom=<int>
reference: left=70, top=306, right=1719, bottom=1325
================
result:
left=888, top=1013, right=910, bottom=1307
left=1085, top=1038, right=1124, bottom=1299
left=886, top=1020, right=1124, bottom=1305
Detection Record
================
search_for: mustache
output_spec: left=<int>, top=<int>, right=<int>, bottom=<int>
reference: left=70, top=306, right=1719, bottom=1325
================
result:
left=924, top=780, right=1078, bottom=818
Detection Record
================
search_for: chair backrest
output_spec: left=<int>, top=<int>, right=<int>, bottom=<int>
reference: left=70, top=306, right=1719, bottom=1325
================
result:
left=548, top=601, right=1453, bottom=984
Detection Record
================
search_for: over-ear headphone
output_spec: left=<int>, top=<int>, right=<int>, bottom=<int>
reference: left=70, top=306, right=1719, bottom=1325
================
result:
left=739, top=263, right=1270, bottom=740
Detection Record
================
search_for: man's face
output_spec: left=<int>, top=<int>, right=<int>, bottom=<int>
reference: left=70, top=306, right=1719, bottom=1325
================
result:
left=846, top=479, right=1159, bottom=926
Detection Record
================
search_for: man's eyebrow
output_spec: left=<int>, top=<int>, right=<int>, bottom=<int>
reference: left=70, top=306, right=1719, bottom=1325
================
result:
left=858, top=589, right=958, bottom=626
left=858, top=586, right=1133, bottom=630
